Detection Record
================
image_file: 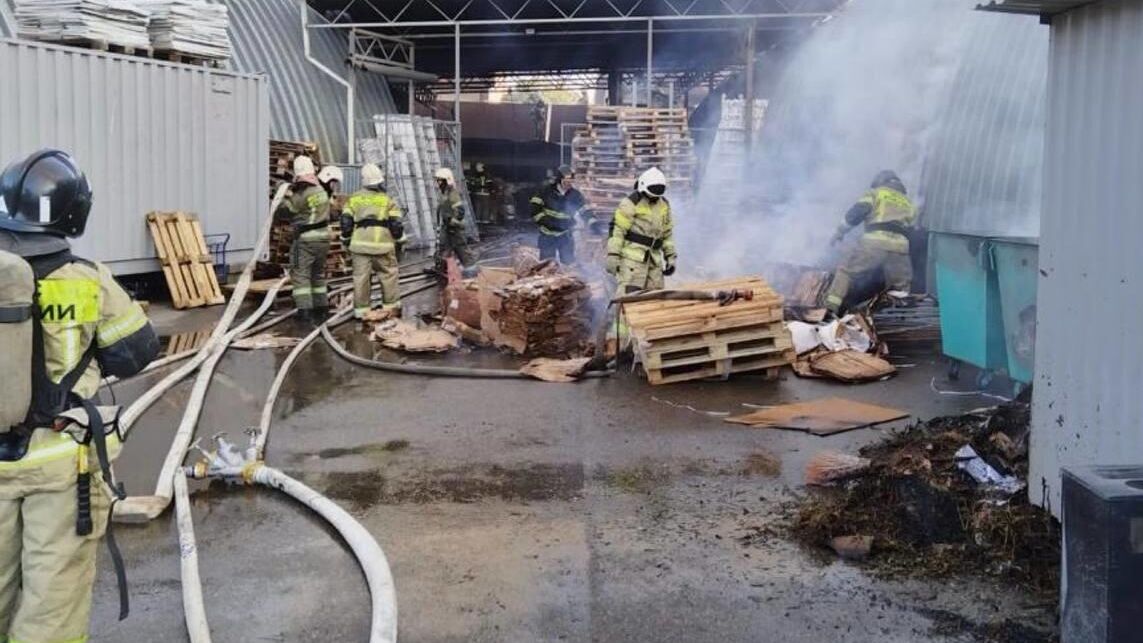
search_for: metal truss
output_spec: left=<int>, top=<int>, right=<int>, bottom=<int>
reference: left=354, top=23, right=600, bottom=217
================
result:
left=349, top=28, right=415, bottom=69
left=425, top=67, right=735, bottom=93
left=311, top=0, right=838, bottom=29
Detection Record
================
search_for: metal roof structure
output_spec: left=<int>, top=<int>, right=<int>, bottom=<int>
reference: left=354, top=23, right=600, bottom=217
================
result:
left=976, top=0, right=1099, bottom=16
left=306, top=0, right=844, bottom=80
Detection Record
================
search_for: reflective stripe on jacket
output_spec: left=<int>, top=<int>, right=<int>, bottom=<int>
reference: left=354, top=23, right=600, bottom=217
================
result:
left=0, top=259, right=152, bottom=486
left=607, top=194, right=676, bottom=266
left=531, top=184, right=585, bottom=237
left=436, top=188, right=466, bottom=230
left=345, top=188, right=402, bottom=255
left=856, top=187, right=915, bottom=252
left=281, top=184, right=332, bottom=241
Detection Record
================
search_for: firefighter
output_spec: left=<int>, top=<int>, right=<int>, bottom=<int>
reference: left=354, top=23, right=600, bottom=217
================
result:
left=341, top=163, right=404, bottom=319
left=0, top=149, right=159, bottom=643
left=318, top=165, right=345, bottom=222
left=606, top=167, right=676, bottom=294
left=434, top=168, right=476, bottom=271
left=276, top=155, right=331, bottom=325
left=823, top=170, right=917, bottom=315
left=531, top=164, right=586, bottom=264
left=468, top=162, right=496, bottom=224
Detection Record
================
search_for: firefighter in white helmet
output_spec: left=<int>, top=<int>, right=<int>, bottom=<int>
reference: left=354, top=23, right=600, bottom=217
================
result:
left=275, top=155, right=332, bottom=326
left=606, top=167, right=676, bottom=294
left=341, top=163, right=404, bottom=319
left=433, top=168, right=475, bottom=270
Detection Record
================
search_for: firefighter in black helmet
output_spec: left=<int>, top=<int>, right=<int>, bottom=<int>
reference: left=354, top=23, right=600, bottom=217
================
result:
left=0, top=150, right=158, bottom=642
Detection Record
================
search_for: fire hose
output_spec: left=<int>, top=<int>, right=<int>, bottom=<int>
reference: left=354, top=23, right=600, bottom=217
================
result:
left=611, top=288, right=755, bottom=306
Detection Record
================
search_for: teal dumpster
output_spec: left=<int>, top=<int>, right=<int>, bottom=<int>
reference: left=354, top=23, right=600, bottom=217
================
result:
left=930, top=232, right=1008, bottom=376
left=990, top=237, right=1039, bottom=384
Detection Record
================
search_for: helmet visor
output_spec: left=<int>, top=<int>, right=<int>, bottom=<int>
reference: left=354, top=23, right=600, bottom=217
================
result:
left=646, top=184, right=666, bottom=197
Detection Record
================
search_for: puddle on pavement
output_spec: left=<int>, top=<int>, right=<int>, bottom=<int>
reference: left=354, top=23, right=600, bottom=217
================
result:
left=297, top=462, right=585, bottom=509
left=314, top=439, right=411, bottom=460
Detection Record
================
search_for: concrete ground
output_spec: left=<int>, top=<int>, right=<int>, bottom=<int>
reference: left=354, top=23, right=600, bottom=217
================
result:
left=89, top=284, right=1056, bottom=642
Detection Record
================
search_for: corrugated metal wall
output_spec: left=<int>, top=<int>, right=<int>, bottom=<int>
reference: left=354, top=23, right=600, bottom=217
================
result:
left=0, top=0, right=13, bottom=38
left=1030, top=0, right=1143, bottom=516
left=221, top=0, right=398, bottom=163
left=920, top=15, right=1048, bottom=236
left=0, top=37, right=268, bottom=274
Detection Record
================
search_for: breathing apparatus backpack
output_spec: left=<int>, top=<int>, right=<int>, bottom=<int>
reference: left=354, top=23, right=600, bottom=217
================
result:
left=0, top=247, right=132, bottom=619
left=0, top=249, right=34, bottom=439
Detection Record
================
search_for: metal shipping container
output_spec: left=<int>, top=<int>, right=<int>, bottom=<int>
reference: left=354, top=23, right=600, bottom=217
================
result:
left=0, top=37, right=268, bottom=274
left=1030, top=0, right=1143, bottom=516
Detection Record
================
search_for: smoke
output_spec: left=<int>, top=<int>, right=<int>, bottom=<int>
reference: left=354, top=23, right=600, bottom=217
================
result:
left=677, top=0, right=985, bottom=277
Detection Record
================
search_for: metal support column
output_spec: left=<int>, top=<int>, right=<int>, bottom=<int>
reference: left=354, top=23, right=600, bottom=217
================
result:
left=453, top=24, right=461, bottom=120
left=607, top=69, right=622, bottom=106
left=408, top=80, right=415, bottom=114
left=454, top=23, right=462, bottom=160
left=348, top=63, right=357, bottom=163
left=743, top=22, right=756, bottom=156
left=645, top=19, right=653, bottom=107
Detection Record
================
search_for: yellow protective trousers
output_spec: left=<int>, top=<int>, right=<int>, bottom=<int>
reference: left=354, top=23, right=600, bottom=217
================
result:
left=352, top=252, right=400, bottom=318
left=0, top=431, right=112, bottom=643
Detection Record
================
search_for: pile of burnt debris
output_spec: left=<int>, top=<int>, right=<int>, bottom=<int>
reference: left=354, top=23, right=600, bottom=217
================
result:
left=792, top=396, right=1060, bottom=598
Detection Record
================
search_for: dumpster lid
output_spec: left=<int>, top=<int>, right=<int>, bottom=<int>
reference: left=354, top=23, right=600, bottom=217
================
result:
left=989, top=235, right=1039, bottom=246
left=1063, top=465, right=1143, bottom=502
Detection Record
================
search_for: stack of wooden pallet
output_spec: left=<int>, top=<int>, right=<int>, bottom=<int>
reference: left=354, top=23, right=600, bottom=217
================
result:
left=267, top=218, right=349, bottom=279
left=622, top=276, right=794, bottom=385
left=572, top=106, right=696, bottom=216
left=269, top=140, right=322, bottom=190
left=146, top=211, right=226, bottom=309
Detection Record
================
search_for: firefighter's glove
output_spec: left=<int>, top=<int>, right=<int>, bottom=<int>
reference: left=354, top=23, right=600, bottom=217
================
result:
left=830, top=227, right=848, bottom=246
left=663, top=259, right=677, bottom=277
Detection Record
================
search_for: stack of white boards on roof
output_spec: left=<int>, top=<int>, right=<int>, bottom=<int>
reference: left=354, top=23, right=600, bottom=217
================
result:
left=15, top=0, right=151, bottom=50
left=138, top=0, right=231, bottom=61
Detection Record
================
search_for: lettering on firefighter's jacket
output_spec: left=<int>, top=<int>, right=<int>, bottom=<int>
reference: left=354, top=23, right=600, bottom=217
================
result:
left=36, top=278, right=101, bottom=325
left=40, top=303, right=78, bottom=322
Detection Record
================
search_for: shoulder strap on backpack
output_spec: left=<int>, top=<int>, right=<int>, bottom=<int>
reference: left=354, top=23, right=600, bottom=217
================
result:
left=24, top=250, right=98, bottom=427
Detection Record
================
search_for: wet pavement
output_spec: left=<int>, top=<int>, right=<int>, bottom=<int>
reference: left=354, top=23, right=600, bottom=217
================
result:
left=89, top=289, right=1056, bottom=642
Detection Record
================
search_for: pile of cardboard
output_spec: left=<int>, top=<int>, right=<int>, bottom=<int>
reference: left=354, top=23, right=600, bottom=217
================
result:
left=477, top=270, right=592, bottom=357
left=16, top=0, right=152, bottom=50
left=139, top=0, right=231, bottom=61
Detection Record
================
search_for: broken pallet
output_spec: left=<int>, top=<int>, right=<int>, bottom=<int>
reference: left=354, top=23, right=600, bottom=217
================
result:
left=623, top=276, right=795, bottom=385
left=146, top=211, right=226, bottom=309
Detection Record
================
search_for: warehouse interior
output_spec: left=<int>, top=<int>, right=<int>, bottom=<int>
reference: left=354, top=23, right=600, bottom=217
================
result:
left=1, top=1, right=1141, bottom=642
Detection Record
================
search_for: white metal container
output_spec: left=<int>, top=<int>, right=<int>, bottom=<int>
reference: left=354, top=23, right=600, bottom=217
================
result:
left=0, top=37, right=269, bottom=274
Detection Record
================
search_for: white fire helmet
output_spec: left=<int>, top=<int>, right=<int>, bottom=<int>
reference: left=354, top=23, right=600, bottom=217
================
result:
left=292, top=155, right=316, bottom=177
left=636, top=167, right=667, bottom=197
left=317, top=165, right=344, bottom=185
left=360, top=163, right=384, bottom=187
left=434, top=167, right=455, bottom=186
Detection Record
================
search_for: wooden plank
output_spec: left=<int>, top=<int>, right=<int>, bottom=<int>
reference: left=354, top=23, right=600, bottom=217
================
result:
left=643, top=333, right=793, bottom=370
left=723, top=397, right=909, bottom=435
left=646, top=351, right=792, bottom=385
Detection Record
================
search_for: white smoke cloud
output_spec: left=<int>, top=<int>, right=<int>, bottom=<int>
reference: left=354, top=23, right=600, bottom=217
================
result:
left=677, top=0, right=985, bottom=277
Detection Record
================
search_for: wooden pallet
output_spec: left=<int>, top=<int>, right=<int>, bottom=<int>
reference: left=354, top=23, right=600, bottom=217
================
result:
left=269, top=140, right=322, bottom=188
left=166, top=329, right=212, bottom=354
left=61, top=38, right=152, bottom=57
left=623, top=276, right=794, bottom=385
left=573, top=107, right=696, bottom=208
left=146, top=212, right=226, bottom=309
left=152, top=49, right=225, bottom=68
